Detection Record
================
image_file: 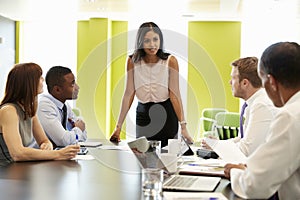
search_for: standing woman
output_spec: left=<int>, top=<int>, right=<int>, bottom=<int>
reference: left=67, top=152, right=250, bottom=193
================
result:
left=0, top=63, right=79, bottom=166
left=110, top=22, right=194, bottom=147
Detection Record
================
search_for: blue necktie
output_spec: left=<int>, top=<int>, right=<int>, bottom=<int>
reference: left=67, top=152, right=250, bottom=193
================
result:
left=239, top=102, right=248, bottom=138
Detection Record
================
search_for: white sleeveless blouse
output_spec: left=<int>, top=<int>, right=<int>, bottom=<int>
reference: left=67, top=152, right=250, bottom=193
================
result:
left=134, top=57, right=170, bottom=103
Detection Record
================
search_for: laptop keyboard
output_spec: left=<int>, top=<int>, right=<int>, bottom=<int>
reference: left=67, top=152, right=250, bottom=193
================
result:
left=164, top=176, right=198, bottom=187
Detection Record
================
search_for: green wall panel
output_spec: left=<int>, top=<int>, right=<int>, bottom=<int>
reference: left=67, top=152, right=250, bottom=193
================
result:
left=15, top=21, right=21, bottom=63
left=77, top=18, right=109, bottom=139
left=188, top=21, right=241, bottom=139
left=109, top=21, right=128, bottom=139
left=77, top=18, right=127, bottom=139
left=77, top=20, right=89, bottom=71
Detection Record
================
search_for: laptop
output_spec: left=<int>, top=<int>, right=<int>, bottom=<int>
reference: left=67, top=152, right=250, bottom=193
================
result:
left=178, top=135, right=194, bottom=156
left=127, top=137, right=221, bottom=192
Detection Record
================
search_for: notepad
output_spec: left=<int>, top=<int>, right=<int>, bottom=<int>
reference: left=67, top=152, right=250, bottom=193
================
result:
left=179, top=164, right=225, bottom=177
left=79, top=141, right=102, bottom=147
left=72, top=155, right=95, bottom=160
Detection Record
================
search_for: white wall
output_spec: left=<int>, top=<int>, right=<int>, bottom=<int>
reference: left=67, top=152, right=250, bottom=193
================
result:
left=239, top=0, right=300, bottom=110
left=241, top=0, right=300, bottom=58
left=19, top=19, right=77, bottom=107
left=0, top=15, right=15, bottom=99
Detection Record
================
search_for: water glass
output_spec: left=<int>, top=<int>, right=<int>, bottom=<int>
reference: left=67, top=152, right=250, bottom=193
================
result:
left=142, top=168, right=163, bottom=197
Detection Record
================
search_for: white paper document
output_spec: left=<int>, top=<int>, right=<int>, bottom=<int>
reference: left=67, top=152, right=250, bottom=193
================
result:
left=163, top=192, right=228, bottom=200
left=204, top=138, right=246, bottom=164
left=98, top=145, right=130, bottom=151
left=72, top=155, right=95, bottom=160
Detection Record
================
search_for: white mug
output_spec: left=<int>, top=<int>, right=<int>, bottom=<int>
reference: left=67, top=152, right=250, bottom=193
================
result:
left=168, top=139, right=180, bottom=155
left=160, top=153, right=178, bottom=174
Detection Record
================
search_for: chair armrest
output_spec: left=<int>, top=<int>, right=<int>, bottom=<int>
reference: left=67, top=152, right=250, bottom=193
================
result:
left=200, top=117, right=217, bottom=132
left=200, top=117, right=216, bottom=123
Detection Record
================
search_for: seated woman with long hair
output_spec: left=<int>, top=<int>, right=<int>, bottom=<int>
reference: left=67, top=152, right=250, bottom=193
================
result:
left=0, top=62, right=79, bottom=166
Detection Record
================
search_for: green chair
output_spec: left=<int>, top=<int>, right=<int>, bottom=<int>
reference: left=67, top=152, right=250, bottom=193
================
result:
left=199, top=108, right=227, bottom=138
left=72, top=107, right=81, bottom=116
left=215, top=112, right=240, bottom=140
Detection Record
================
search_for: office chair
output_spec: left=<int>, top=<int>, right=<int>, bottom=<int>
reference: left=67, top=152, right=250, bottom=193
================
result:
left=72, top=108, right=81, bottom=116
left=199, top=108, right=227, bottom=138
left=215, top=112, right=240, bottom=140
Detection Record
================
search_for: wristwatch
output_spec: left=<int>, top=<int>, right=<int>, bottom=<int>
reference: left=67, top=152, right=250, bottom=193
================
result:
left=180, top=120, right=187, bottom=125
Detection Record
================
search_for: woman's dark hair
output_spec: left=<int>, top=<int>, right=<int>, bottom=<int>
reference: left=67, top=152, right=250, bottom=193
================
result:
left=1, top=62, right=43, bottom=119
left=131, top=22, right=169, bottom=62
left=260, top=42, right=300, bottom=89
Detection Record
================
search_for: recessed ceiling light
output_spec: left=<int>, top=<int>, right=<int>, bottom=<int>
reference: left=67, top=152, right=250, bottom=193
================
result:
left=97, top=7, right=106, bottom=11
left=182, top=14, right=195, bottom=17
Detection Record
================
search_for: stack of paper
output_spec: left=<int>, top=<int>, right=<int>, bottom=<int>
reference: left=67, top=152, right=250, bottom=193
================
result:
left=178, top=159, right=226, bottom=177
left=204, top=138, right=246, bottom=164
left=163, top=192, right=228, bottom=200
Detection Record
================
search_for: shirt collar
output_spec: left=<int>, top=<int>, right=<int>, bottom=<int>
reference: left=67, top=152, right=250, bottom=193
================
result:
left=42, top=93, right=65, bottom=110
left=285, top=90, right=300, bottom=106
left=245, top=88, right=264, bottom=106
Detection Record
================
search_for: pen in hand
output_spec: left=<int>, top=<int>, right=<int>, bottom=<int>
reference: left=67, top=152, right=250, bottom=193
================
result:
left=75, top=134, right=79, bottom=145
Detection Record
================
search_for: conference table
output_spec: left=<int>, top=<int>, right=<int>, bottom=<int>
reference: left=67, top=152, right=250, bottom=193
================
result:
left=0, top=139, right=244, bottom=200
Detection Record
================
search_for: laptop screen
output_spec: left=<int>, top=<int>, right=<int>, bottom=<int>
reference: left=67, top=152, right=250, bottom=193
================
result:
left=127, top=137, right=166, bottom=170
left=127, top=136, right=193, bottom=173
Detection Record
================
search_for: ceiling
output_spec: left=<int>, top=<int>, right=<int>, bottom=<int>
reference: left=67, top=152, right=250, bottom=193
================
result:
left=0, top=0, right=299, bottom=21
left=0, top=0, right=241, bottom=21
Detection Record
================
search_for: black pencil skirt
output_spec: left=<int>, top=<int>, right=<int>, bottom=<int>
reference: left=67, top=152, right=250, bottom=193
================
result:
left=136, top=98, right=178, bottom=147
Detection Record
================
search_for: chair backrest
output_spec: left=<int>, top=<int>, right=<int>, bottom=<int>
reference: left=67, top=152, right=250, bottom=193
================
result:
left=201, top=108, right=227, bottom=131
left=215, top=112, right=240, bottom=140
left=202, top=108, right=227, bottom=119
left=72, top=108, right=81, bottom=116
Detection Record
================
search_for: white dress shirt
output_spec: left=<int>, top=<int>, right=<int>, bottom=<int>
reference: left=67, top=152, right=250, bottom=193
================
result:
left=233, top=89, right=278, bottom=156
left=37, top=93, right=87, bottom=147
left=230, top=91, right=300, bottom=199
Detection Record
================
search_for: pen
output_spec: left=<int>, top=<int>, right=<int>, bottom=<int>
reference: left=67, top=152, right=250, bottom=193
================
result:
left=173, top=198, right=218, bottom=200
left=75, top=134, right=79, bottom=145
left=188, top=163, right=201, bottom=166
left=188, top=163, right=224, bottom=167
